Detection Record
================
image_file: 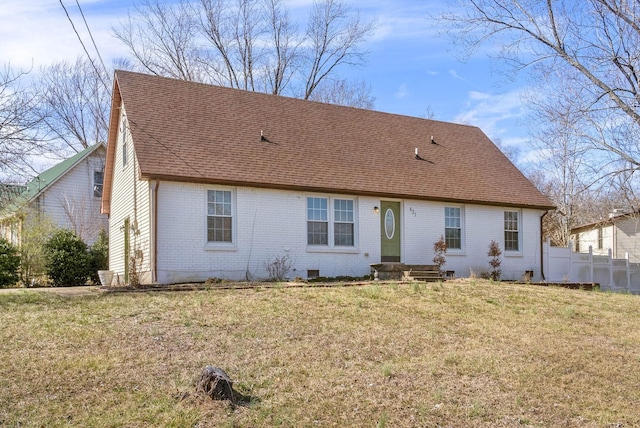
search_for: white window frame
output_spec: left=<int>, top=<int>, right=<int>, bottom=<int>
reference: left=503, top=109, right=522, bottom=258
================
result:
left=504, top=210, right=521, bottom=253
left=206, top=189, right=236, bottom=247
left=444, top=206, right=464, bottom=252
left=307, top=196, right=328, bottom=245
left=306, top=195, right=358, bottom=252
left=93, top=170, right=104, bottom=198
left=334, top=198, right=355, bottom=247
left=597, top=227, right=604, bottom=250
left=121, top=116, right=128, bottom=168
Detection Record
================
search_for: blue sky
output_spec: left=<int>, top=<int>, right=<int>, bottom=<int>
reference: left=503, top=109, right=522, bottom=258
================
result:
left=0, top=0, right=532, bottom=163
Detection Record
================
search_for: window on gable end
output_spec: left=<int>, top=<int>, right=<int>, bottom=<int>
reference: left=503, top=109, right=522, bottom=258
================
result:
left=93, top=170, right=104, bottom=198
left=121, top=117, right=128, bottom=168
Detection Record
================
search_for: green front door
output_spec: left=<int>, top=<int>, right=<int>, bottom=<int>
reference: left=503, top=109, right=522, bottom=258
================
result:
left=380, top=201, right=401, bottom=262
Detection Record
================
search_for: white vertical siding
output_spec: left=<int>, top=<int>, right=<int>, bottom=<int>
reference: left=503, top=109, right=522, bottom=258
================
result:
left=107, top=105, right=152, bottom=284
left=575, top=226, right=614, bottom=257
left=615, top=217, right=640, bottom=262
left=28, top=148, right=107, bottom=245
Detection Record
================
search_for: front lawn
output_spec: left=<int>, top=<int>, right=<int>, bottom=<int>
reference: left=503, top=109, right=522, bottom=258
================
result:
left=1, top=280, right=639, bottom=426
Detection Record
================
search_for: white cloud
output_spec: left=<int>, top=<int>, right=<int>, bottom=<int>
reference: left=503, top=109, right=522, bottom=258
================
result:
left=449, top=69, right=465, bottom=81
left=468, top=90, right=491, bottom=100
left=0, top=0, right=127, bottom=71
left=394, top=83, right=409, bottom=99
left=519, top=147, right=552, bottom=165
left=455, top=89, right=527, bottom=136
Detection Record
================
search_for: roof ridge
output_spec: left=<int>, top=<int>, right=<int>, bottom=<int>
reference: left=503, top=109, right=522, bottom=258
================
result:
left=105, top=71, right=554, bottom=211
left=114, top=69, right=482, bottom=131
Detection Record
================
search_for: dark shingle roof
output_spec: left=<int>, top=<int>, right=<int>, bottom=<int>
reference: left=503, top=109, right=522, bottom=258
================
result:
left=103, top=70, right=554, bottom=213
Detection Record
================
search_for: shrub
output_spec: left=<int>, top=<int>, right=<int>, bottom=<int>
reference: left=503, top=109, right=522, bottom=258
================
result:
left=44, top=229, right=89, bottom=286
left=19, top=215, right=55, bottom=286
left=487, top=240, right=502, bottom=281
left=0, top=238, right=20, bottom=288
left=87, top=229, right=109, bottom=284
left=432, top=235, right=447, bottom=276
left=264, top=253, right=293, bottom=281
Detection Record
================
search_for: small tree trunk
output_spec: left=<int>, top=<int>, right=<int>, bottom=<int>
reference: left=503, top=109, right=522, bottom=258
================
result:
left=196, top=366, right=235, bottom=403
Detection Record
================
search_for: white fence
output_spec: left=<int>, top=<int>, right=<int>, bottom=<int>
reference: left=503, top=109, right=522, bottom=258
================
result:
left=543, top=239, right=640, bottom=294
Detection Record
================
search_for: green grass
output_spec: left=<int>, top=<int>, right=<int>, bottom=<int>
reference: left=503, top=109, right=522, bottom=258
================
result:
left=1, top=280, right=640, bottom=426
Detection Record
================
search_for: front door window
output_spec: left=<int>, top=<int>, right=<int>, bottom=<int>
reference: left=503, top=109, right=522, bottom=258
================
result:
left=384, top=209, right=395, bottom=239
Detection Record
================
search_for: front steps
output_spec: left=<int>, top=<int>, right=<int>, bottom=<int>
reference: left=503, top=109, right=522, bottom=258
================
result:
left=370, top=263, right=445, bottom=282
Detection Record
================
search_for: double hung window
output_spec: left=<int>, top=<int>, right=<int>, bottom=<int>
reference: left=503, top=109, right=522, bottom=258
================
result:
left=307, top=197, right=328, bottom=245
left=504, top=211, right=520, bottom=251
left=597, top=228, right=604, bottom=250
left=93, top=171, right=104, bottom=198
left=444, top=207, right=462, bottom=250
left=307, top=197, right=356, bottom=247
left=207, top=190, right=233, bottom=243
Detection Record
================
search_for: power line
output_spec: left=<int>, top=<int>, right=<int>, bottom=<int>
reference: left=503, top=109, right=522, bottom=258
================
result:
left=74, top=0, right=109, bottom=78
left=58, top=0, right=110, bottom=92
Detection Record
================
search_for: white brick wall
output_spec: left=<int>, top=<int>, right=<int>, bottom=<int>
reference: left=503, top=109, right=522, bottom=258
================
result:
left=155, top=183, right=383, bottom=283
left=148, top=181, right=546, bottom=283
left=401, top=202, right=542, bottom=280
left=108, top=117, right=547, bottom=285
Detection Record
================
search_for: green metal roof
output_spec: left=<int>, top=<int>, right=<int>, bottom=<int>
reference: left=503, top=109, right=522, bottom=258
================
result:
left=0, top=143, right=105, bottom=217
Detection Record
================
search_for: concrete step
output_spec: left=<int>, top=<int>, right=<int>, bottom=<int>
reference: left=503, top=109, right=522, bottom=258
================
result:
left=403, top=270, right=444, bottom=282
left=371, top=263, right=446, bottom=281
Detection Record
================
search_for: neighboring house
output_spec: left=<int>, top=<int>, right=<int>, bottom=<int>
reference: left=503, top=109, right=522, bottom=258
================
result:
left=0, top=143, right=108, bottom=246
left=102, top=70, right=554, bottom=285
left=571, top=210, right=640, bottom=262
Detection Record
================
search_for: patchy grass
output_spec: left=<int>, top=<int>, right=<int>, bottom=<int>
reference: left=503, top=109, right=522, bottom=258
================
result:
left=1, top=281, right=640, bottom=427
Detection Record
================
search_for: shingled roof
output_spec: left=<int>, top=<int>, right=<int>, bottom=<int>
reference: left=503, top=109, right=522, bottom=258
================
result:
left=103, top=70, right=554, bottom=214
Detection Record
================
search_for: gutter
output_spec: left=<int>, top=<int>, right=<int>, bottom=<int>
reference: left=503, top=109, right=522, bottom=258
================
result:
left=151, top=179, right=159, bottom=283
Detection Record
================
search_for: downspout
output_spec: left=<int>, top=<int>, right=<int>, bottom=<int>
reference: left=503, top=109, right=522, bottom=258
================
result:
left=151, top=179, right=159, bottom=283
left=540, top=210, right=549, bottom=281
left=613, top=219, right=617, bottom=259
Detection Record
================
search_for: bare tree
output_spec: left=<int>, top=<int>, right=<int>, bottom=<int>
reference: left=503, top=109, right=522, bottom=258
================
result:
left=303, top=0, right=373, bottom=99
left=114, top=0, right=375, bottom=103
left=198, top=0, right=266, bottom=90
left=59, top=194, right=107, bottom=245
left=0, top=65, right=46, bottom=179
left=114, top=0, right=204, bottom=81
left=262, top=0, right=299, bottom=95
left=307, top=78, right=375, bottom=109
left=36, top=57, right=111, bottom=152
left=439, top=0, right=640, bottom=178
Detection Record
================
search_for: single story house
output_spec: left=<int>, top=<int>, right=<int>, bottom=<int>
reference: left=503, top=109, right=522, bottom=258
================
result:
left=0, top=142, right=108, bottom=246
left=102, top=70, right=554, bottom=285
left=571, top=210, right=640, bottom=262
